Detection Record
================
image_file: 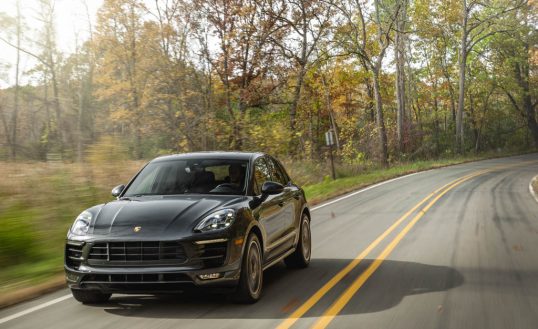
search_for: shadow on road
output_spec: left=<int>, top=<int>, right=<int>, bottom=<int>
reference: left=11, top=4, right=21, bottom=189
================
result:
left=99, top=259, right=463, bottom=319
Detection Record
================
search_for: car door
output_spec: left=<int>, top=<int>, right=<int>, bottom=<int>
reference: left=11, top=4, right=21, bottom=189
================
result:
left=251, top=157, right=289, bottom=261
left=265, top=156, right=298, bottom=251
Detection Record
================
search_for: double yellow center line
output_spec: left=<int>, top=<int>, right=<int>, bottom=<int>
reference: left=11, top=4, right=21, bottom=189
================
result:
left=277, top=168, right=494, bottom=329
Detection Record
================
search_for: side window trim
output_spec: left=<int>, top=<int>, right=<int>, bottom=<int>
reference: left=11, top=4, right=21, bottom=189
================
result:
left=276, top=160, right=291, bottom=185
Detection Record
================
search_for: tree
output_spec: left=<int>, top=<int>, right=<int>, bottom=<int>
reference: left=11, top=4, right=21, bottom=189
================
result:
left=395, top=0, right=408, bottom=155
left=332, top=0, right=402, bottom=166
left=455, top=0, right=525, bottom=152
left=0, top=1, right=22, bottom=159
left=269, top=0, right=333, bottom=137
left=93, top=0, right=149, bottom=158
left=196, top=0, right=281, bottom=150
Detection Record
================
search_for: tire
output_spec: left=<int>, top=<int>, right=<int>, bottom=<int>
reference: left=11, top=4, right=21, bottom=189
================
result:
left=233, top=233, right=263, bottom=303
left=71, top=289, right=111, bottom=304
left=285, top=213, right=311, bottom=269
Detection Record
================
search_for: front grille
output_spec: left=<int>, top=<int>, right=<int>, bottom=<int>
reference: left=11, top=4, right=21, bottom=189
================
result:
left=65, top=242, right=84, bottom=270
left=88, top=241, right=187, bottom=265
left=81, top=273, right=192, bottom=284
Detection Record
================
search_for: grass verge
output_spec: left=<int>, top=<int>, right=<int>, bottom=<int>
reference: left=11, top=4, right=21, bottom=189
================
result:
left=303, top=152, right=521, bottom=204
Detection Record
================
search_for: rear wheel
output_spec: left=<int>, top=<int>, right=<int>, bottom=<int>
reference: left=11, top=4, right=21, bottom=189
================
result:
left=234, top=233, right=263, bottom=303
left=285, top=214, right=311, bottom=268
left=71, top=289, right=111, bottom=304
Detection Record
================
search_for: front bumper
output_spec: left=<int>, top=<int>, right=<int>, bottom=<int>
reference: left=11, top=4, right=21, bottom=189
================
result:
left=65, top=237, right=243, bottom=293
left=65, top=263, right=241, bottom=293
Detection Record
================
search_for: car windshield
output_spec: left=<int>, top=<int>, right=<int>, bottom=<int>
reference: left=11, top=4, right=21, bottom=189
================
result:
left=123, top=159, right=249, bottom=196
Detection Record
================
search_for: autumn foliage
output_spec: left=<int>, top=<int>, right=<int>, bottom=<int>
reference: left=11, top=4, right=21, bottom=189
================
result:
left=0, top=0, right=536, bottom=165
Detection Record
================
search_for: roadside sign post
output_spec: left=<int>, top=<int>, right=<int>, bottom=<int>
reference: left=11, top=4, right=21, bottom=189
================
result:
left=325, top=130, right=336, bottom=180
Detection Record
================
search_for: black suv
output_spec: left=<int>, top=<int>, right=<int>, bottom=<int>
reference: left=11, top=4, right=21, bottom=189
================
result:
left=65, top=152, right=311, bottom=303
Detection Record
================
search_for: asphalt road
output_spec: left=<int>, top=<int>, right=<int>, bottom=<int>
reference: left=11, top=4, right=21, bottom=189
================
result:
left=2, top=153, right=538, bottom=329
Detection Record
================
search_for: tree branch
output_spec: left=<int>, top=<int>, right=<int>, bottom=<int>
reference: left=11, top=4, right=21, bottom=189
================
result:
left=0, top=36, right=51, bottom=69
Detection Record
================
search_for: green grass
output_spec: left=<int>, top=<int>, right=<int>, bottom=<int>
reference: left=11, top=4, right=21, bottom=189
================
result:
left=0, top=150, right=533, bottom=297
left=0, top=258, right=64, bottom=294
left=304, top=157, right=474, bottom=203
left=0, top=161, right=143, bottom=296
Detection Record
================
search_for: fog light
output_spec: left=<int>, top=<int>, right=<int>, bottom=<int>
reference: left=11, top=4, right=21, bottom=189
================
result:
left=66, top=272, right=80, bottom=282
left=198, top=273, right=222, bottom=280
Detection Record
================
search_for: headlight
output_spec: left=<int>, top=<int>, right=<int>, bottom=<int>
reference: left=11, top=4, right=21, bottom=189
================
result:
left=70, top=211, right=92, bottom=235
left=194, top=209, right=235, bottom=232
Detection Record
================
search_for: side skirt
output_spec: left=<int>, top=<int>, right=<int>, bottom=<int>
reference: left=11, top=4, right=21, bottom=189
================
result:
left=262, top=248, right=295, bottom=271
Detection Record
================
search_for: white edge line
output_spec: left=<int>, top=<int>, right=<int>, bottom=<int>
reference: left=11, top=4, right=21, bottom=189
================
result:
left=311, top=170, right=430, bottom=211
left=0, top=294, right=72, bottom=325
left=529, top=175, right=538, bottom=204
left=0, top=167, right=436, bottom=324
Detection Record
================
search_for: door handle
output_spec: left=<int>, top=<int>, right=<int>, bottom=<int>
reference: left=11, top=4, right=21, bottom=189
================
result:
left=278, top=201, right=284, bottom=207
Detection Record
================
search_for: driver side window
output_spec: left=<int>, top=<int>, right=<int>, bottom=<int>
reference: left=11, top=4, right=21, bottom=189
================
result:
left=252, top=158, right=272, bottom=195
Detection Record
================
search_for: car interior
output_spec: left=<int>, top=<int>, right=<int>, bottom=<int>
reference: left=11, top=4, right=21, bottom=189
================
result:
left=130, top=160, right=248, bottom=196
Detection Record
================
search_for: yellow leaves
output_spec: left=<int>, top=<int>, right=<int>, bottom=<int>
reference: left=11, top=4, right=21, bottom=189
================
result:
left=109, top=108, right=132, bottom=123
left=94, top=79, right=130, bottom=101
left=246, top=114, right=290, bottom=155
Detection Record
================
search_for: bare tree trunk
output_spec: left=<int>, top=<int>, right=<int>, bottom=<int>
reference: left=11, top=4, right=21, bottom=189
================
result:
left=364, top=76, right=375, bottom=122
left=289, top=1, right=307, bottom=133
left=0, top=105, right=12, bottom=151
left=50, top=67, right=63, bottom=153
left=77, top=0, right=95, bottom=162
left=372, top=67, right=388, bottom=166
left=43, top=74, right=51, bottom=156
left=395, top=0, right=407, bottom=155
left=290, top=65, right=306, bottom=130
left=432, top=78, right=440, bottom=156
left=359, top=58, right=375, bottom=122
left=77, top=90, right=84, bottom=162
left=456, top=0, right=469, bottom=154
left=440, top=34, right=456, bottom=124
left=39, top=0, right=63, bottom=155
left=456, top=35, right=467, bottom=153
left=10, top=0, right=21, bottom=160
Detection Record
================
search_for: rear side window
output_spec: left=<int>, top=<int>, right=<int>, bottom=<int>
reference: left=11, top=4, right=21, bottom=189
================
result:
left=252, top=158, right=272, bottom=195
left=266, top=157, right=288, bottom=185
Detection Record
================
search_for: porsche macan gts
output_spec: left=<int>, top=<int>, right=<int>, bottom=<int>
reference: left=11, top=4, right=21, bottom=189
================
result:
left=65, top=152, right=311, bottom=304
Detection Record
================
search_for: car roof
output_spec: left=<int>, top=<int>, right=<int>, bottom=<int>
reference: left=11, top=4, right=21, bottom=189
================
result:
left=152, top=151, right=265, bottom=163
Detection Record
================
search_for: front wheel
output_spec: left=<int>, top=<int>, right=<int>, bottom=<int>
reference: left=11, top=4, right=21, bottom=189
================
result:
left=234, top=233, right=263, bottom=303
left=71, top=289, right=111, bottom=304
left=285, top=214, right=311, bottom=268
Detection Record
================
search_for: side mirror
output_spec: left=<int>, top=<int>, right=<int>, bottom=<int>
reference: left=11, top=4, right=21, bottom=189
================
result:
left=111, top=184, right=125, bottom=197
left=261, top=181, right=284, bottom=196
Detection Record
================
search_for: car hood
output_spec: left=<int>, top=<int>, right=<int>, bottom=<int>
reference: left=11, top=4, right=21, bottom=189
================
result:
left=90, top=195, right=245, bottom=238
